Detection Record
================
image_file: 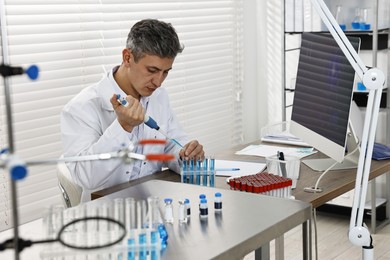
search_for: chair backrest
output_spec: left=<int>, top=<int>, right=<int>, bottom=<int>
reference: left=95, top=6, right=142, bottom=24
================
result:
left=56, top=160, right=82, bottom=208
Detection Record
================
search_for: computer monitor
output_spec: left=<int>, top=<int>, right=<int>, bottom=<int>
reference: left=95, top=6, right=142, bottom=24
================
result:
left=290, top=32, right=361, bottom=171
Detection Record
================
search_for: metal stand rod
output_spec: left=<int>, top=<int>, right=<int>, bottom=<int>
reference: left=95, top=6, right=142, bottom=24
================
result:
left=1, top=0, right=20, bottom=257
left=3, top=67, right=21, bottom=260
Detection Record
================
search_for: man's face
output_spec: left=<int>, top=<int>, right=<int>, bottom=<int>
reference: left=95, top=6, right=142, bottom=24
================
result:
left=126, top=51, right=174, bottom=98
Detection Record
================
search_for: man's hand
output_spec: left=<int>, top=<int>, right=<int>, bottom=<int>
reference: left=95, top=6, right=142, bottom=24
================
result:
left=179, top=140, right=205, bottom=161
left=110, top=94, right=145, bottom=132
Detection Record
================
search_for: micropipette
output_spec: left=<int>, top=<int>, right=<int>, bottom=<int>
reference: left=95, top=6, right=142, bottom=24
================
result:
left=116, top=94, right=184, bottom=148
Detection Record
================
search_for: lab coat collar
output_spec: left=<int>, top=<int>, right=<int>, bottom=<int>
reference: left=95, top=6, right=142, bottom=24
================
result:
left=100, top=66, right=150, bottom=111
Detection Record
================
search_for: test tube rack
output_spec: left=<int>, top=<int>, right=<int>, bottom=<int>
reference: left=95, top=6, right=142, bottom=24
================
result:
left=180, top=157, right=215, bottom=187
left=228, top=172, right=293, bottom=199
left=40, top=197, right=168, bottom=260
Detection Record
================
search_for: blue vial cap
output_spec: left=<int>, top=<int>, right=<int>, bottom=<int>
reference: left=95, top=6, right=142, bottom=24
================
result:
left=185, top=198, right=190, bottom=204
left=215, top=192, right=222, bottom=197
left=164, top=198, right=173, bottom=203
left=199, top=194, right=206, bottom=199
left=200, top=199, right=207, bottom=204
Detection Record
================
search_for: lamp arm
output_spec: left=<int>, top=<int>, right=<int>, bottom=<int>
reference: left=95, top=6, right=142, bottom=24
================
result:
left=311, top=0, right=385, bottom=258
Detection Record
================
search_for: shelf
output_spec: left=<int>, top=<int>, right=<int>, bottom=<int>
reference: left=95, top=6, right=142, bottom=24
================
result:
left=353, top=90, right=388, bottom=108
left=286, top=30, right=389, bottom=50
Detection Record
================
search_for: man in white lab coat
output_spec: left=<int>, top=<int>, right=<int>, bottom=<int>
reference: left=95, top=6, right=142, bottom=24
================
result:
left=61, top=19, right=205, bottom=202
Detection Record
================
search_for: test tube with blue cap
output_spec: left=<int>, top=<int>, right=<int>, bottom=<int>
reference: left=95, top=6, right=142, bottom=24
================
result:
left=202, top=158, right=208, bottom=186
left=209, top=156, right=215, bottom=187
left=116, top=94, right=184, bottom=148
left=189, top=159, right=194, bottom=184
left=196, top=160, right=201, bottom=185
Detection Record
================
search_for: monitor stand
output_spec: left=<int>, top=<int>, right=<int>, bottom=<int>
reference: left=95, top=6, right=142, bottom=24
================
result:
left=303, top=118, right=361, bottom=172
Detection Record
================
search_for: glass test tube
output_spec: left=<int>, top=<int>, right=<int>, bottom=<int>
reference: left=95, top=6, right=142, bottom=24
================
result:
left=114, top=198, right=124, bottom=228
left=97, top=201, right=110, bottom=246
left=202, top=158, right=208, bottom=186
left=86, top=204, right=99, bottom=247
left=182, top=159, right=188, bottom=183
left=44, top=204, right=64, bottom=239
left=189, top=159, right=194, bottom=184
left=125, top=197, right=136, bottom=237
left=196, top=160, right=201, bottom=185
left=137, top=200, right=147, bottom=229
left=147, top=196, right=161, bottom=229
left=209, top=156, right=215, bottom=187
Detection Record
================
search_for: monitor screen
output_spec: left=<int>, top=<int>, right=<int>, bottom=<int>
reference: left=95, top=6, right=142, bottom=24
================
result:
left=290, top=32, right=360, bottom=171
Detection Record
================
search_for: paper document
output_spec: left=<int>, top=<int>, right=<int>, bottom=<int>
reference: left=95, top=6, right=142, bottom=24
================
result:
left=235, top=144, right=316, bottom=159
left=215, top=159, right=266, bottom=177
left=261, top=132, right=310, bottom=147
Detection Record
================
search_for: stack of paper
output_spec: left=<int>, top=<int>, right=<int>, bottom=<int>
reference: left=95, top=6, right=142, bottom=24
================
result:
left=235, top=144, right=316, bottom=159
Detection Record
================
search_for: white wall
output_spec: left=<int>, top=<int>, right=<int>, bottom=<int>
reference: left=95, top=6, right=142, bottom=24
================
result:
left=241, top=1, right=272, bottom=143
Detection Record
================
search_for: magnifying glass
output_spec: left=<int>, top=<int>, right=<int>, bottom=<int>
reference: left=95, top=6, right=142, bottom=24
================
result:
left=0, top=216, right=126, bottom=252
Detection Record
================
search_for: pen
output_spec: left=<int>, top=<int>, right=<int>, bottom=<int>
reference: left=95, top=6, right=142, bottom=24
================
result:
left=277, top=151, right=287, bottom=178
left=215, top=168, right=240, bottom=171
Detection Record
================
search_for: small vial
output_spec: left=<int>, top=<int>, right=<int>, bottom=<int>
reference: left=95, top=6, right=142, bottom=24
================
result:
left=199, top=199, right=208, bottom=219
left=214, top=192, right=222, bottom=212
left=199, top=194, right=206, bottom=209
left=185, top=198, right=191, bottom=218
left=178, top=200, right=187, bottom=223
left=164, top=198, right=174, bottom=223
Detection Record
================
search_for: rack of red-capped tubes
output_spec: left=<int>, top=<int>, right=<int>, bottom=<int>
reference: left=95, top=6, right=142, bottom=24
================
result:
left=228, top=172, right=293, bottom=199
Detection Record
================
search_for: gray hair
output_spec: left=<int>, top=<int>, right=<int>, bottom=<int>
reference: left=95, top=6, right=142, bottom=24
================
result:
left=126, top=19, right=184, bottom=62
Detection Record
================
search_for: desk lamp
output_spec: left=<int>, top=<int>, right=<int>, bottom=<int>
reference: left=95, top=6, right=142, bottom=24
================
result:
left=311, top=0, right=385, bottom=259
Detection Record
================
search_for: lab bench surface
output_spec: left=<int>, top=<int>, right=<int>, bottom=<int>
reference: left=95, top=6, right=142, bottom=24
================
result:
left=93, top=180, right=311, bottom=260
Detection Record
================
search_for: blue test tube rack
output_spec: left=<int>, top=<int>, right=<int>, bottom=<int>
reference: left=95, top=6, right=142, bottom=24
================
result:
left=181, top=157, right=215, bottom=187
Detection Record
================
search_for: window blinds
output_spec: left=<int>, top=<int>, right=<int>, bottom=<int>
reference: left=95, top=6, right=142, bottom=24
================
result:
left=0, top=0, right=243, bottom=230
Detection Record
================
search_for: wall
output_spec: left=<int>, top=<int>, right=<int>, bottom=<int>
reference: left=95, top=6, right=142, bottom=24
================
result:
left=241, top=1, right=269, bottom=143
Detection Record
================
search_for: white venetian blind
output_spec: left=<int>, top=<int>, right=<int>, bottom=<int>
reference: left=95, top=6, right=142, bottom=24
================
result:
left=0, top=0, right=243, bottom=230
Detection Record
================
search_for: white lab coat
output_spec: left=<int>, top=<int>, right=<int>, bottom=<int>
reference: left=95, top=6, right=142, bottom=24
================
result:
left=61, top=67, right=189, bottom=202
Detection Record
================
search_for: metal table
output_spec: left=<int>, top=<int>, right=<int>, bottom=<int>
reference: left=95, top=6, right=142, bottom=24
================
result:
left=96, top=180, right=311, bottom=260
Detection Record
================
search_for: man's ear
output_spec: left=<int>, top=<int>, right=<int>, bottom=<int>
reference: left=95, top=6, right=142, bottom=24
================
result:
left=123, top=49, right=132, bottom=65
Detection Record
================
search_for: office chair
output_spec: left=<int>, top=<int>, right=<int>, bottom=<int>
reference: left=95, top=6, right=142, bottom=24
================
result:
left=56, top=159, right=82, bottom=208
